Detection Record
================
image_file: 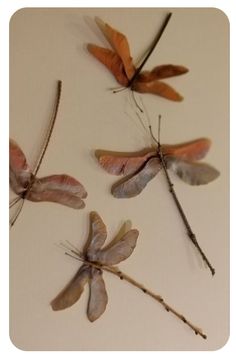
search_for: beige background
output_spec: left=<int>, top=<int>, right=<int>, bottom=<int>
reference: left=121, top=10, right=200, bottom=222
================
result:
left=10, top=8, right=229, bottom=351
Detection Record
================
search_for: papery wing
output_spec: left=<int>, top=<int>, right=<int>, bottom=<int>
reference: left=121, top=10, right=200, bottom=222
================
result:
left=94, top=229, right=139, bottom=265
left=85, top=212, right=107, bottom=260
left=51, top=265, right=90, bottom=311
left=162, top=138, right=211, bottom=161
left=112, top=157, right=161, bottom=198
left=137, top=65, right=189, bottom=82
left=27, top=174, right=87, bottom=209
left=166, top=157, right=220, bottom=185
left=95, top=17, right=136, bottom=80
left=132, top=80, right=183, bottom=101
left=87, top=268, right=108, bottom=322
left=87, top=44, right=129, bottom=86
left=9, top=139, right=32, bottom=194
left=95, top=149, right=156, bottom=176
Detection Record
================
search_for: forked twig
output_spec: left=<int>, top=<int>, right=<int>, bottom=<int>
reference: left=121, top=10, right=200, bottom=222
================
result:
left=149, top=117, right=215, bottom=276
left=63, top=247, right=207, bottom=340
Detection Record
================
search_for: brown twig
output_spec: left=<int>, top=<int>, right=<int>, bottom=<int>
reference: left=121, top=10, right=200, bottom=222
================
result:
left=128, top=12, right=172, bottom=88
left=149, top=120, right=215, bottom=276
left=33, top=80, right=62, bottom=177
left=63, top=248, right=207, bottom=340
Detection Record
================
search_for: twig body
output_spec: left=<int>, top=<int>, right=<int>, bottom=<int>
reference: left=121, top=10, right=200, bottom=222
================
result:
left=128, top=13, right=172, bottom=87
left=148, top=123, right=215, bottom=276
left=64, top=250, right=207, bottom=340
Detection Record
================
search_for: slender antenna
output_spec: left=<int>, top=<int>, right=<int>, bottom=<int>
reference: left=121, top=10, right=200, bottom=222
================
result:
left=149, top=124, right=159, bottom=146
left=128, top=12, right=172, bottom=87
left=135, top=112, right=149, bottom=135
left=139, top=96, right=151, bottom=128
left=131, top=91, right=143, bottom=113
left=158, top=114, right=161, bottom=145
left=33, top=80, right=62, bottom=177
left=113, top=87, right=128, bottom=94
left=10, top=199, right=24, bottom=228
left=9, top=196, right=21, bottom=208
left=63, top=247, right=207, bottom=339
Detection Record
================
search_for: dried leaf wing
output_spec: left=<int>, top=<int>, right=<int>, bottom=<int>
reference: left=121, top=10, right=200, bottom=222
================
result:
left=102, top=220, right=132, bottom=251
left=163, top=138, right=211, bottom=161
left=112, top=157, right=161, bottom=198
left=87, top=268, right=108, bottom=322
left=166, top=157, right=220, bottom=185
left=51, top=265, right=90, bottom=311
left=95, top=149, right=156, bottom=176
left=132, top=79, right=183, bottom=101
left=9, top=139, right=32, bottom=194
left=137, top=65, right=189, bottom=82
left=85, top=212, right=107, bottom=260
left=27, top=174, right=87, bottom=209
left=87, top=44, right=129, bottom=86
left=94, top=229, right=139, bottom=265
left=95, top=17, right=135, bottom=80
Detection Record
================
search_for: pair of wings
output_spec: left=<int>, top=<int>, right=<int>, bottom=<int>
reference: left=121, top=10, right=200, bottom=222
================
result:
left=10, top=139, right=87, bottom=209
left=96, top=138, right=220, bottom=198
left=51, top=212, right=139, bottom=321
left=87, top=17, right=188, bottom=101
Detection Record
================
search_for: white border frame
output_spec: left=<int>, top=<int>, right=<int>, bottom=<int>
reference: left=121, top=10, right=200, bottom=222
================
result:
left=1, top=1, right=234, bottom=353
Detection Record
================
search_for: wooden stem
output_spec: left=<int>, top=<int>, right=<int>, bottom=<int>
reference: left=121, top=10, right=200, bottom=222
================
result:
left=104, top=265, right=207, bottom=340
left=33, top=80, right=62, bottom=177
left=149, top=124, right=215, bottom=276
left=64, top=251, right=207, bottom=340
left=128, top=12, right=172, bottom=87
left=158, top=148, right=215, bottom=276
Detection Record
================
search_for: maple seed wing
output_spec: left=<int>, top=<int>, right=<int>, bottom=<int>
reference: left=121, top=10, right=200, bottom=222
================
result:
left=95, top=17, right=135, bottom=80
left=95, top=229, right=139, bottom=265
left=87, top=268, right=108, bottom=322
left=132, top=80, right=184, bottom=101
left=9, top=139, right=32, bottom=194
left=166, top=157, right=220, bottom=185
left=51, top=265, right=90, bottom=311
left=85, top=212, right=107, bottom=260
left=95, top=149, right=156, bottom=176
left=27, top=174, right=87, bottom=209
left=138, top=65, right=189, bottom=82
left=112, top=157, right=161, bottom=198
left=87, top=44, right=129, bottom=86
left=163, top=138, right=211, bottom=161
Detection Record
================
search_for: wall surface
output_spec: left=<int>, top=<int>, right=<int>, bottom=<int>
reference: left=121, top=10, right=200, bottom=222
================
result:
left=10, top=8, right=229, bottom=351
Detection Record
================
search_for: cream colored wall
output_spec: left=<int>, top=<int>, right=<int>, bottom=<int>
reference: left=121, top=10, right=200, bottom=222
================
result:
left=10, top=8, right=229, bottom=350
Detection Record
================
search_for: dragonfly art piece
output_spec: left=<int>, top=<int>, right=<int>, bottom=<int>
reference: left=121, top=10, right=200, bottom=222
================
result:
left=9, top=81, right=87, bottom=227
left=95, top=117, right=220, bottom=275
left=52, top=211, right=207, bottom=339
left=87, top=13, right=189, bottom=101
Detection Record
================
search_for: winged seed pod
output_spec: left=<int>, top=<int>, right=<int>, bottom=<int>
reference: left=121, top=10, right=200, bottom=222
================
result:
left=87, top=14, right=188, bottom=101
left=96, top=133, right=219, bottom=276
left=51, top=212, right=207, bottom=339
left=96, top=138, right=219, bottom=198
left=9, top=81, right=87, bottom=227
